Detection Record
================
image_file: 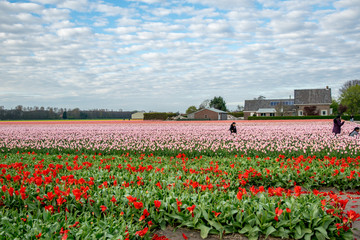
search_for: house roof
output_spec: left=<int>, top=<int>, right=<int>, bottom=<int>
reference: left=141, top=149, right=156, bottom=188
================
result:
left=194, top=108, right=227, bottom=114
left=294, top=88, right=332, bottom=105
left=244, top=99, right=294, bottom=111
left=257, top=108, right=276, bottom=113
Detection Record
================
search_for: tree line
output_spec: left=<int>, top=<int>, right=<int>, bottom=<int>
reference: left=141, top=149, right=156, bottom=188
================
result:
left=331, top=79, right=360, bottom=116
left=0, top=106, right=137, bottom=120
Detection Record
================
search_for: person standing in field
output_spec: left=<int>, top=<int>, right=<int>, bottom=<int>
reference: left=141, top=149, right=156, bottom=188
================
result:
left=349, top=127, right=359, bottom=137
left=332, top=115, right=345, bottom=135
left=229, top=122, right=237, bottom=134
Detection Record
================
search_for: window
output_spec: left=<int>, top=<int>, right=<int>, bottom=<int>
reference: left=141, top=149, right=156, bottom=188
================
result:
left=270, top=113, right=275, bottom=116
left=270, top=102, right=279, bottom=106
left=321, top=110, right=327, bottom=116
left=204, top=114, right=208, bottom=119
left=270, top=101, right=294, bottom=106
left=298, top=110, right=303, bottom=116
left=260, top=113, right=266, bottom=116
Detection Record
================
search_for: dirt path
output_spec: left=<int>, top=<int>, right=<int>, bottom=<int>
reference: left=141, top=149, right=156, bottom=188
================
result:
left=153, top=189, right=360, bottom=240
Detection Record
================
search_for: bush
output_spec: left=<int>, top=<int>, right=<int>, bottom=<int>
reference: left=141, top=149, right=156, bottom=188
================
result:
left=144, top=112, right=177, bottom=120
left=228, top=112, right=244, bottom=117
left=248, top=116, right=335, bottom=120
left=341, top=115, right=360, bottom=121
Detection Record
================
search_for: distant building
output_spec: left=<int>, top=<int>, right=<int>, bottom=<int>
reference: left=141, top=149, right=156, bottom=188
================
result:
left=244, top=99, right=296, bottom=119
left=187, top=108, right=228, bottom=120
left=294, top=88, right=332, bottom=117
left=244, top=87, right=332, bottom=119
left=131, top=111, right=145, bottom=120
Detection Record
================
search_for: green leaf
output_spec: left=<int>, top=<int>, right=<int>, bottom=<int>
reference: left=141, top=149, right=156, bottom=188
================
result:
left=265, top=226, right=276, bottom=238
left=160, top=220, right=166, bottom=230
left=315, top=232, right=326, bottom=240
left=208, top=220, right=223, bottom=231
left=321, top=217, right=334, bottom=230
left=342, top=231, right=354, bottom=240
left=315, top=226, right=329, bottom=239
left=200, top=207, right=209, bottom=221
left=239, top=224, right=252, bottom=234
left=304, top=233, right=313, bottom=240
left=312, top=208, right=319, bottom=219
left=198, top=224, right=211, bottom=239
left=165, top=213, right=185, bottom=221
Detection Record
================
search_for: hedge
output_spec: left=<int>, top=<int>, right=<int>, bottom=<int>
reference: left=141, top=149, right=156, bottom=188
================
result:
left=228, top=112, right=244, bottom=117
left=248, top=115, right=360, bottom=120
left=248, top=115, right=335, bottom=120
left=144, top=112, right=177, bottom=120
left=341, top=115, right=360, bottom=121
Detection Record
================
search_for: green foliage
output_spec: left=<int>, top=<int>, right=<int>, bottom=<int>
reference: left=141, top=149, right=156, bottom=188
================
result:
left=0, top=153, right=356, bottom=239
left=186, top=106, right=197, bottom=114
left=330, top=100, right=339, bottom=115
left=248, top=116, right=334, bottom=120
left=340, top=84, right=360, bottom=115
left=144, top=112, right=177, bottom=120
left=228, top=112, right=244, bottom=117
left=209, top=96, right=228, bottom=112
left=340, top=115, right=360, bottom=121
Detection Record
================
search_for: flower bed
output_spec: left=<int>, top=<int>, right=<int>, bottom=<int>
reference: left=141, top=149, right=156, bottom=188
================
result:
left=0, top=120, right=359, bottom=239
left=0, top=120, right=359, bottom=157
left=0, top=152, right=359, bottom=239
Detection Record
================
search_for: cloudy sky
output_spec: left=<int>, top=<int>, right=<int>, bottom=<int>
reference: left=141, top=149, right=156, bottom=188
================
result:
left=1, top=0, right=359, bottom=112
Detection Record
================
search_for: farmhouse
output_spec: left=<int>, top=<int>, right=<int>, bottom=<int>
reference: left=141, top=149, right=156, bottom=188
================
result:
left=244, top=87, right=332, bottom=119
left=244, top=99, right=296, bottom=119
left=187, top=108, right=228, bottom=120
left=294, top=88, right=332, bottom=117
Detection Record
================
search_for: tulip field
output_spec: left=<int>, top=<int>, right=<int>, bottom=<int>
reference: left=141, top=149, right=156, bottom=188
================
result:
left=0, top=120, right=359, bottom=240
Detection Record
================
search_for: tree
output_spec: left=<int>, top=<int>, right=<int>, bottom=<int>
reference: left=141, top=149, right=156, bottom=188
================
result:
left=340, top=84, right=360, bottom=115
left=199, top=99, right=210, bottom=109
left=236, top=105, right=244, bottom=112
left=339, top=80, right=360, bottom=96
left=330, top=99, right=339, bottom=115
left=338, top=104, right=348, bottom=115
left=254, top=95, right=266, bottom=100
left=209, top=96, right=228, bottom=112
left=15, top=105, right=23, bottom=111
left=186, top=106, right=197, bottom=114
left=303, top=106, right=319, bottom=116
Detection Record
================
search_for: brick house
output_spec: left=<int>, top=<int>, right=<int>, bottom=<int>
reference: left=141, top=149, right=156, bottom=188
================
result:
left=243, top=88, right=332, bottom=119
left=294, top=88, right=332, bottom=116
left=187, top=108, right=228, bottom=120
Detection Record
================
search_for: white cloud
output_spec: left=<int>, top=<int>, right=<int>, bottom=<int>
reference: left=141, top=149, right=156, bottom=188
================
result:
left=0, top=0, right=359, bottom=111
left=41, top=8, right=71, bottom=22
left=56, top=27, right=92, bottom=38
left=186, top=0, right=254, bottom=9
left=127, top=0, right=166, bottom=4
left=91, top=2, right=133, bottom=16
left=57, top=0, right=89, bottom=12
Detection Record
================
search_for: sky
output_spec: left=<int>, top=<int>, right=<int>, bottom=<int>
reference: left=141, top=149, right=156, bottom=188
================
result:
left=1, top=0, right=359, bottom=113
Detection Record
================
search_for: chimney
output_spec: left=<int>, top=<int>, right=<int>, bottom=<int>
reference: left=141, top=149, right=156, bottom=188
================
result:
left=326, top=86, right=329, bottom=89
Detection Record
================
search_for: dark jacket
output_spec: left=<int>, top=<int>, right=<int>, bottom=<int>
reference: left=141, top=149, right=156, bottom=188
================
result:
left=332, top=118, right=344, bottom=134
left=229, top=124, right=237, bottom=133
